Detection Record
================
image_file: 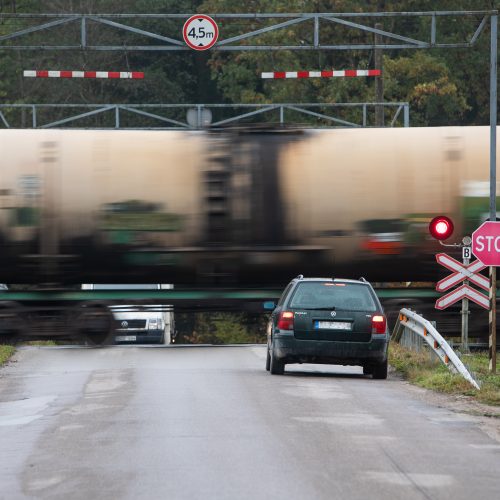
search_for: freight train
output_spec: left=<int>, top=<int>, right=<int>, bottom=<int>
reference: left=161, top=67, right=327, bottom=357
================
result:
left=0, top=126, right=497, bottom=342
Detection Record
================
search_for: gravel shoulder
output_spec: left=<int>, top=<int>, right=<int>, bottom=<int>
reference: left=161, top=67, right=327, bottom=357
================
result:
left=389, top=366, right=500, bottom=442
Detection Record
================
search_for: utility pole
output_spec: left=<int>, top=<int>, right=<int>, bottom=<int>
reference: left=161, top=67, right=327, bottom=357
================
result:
left=489, top=14, right=497, bottom=373
left=374, top=23, right=384, bottom=127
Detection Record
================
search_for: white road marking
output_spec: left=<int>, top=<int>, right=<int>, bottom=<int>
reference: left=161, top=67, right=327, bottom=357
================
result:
left=351, top=434, right=397, bottom=442
left=0, top=395, right=56, bottom=427
left=294, top=414, right=383, bottom=426
left=366, top=471, right=454, bottom=487
left=469, top=444, right=500, bottom=450
left=281, top=384, right=351, bottom=400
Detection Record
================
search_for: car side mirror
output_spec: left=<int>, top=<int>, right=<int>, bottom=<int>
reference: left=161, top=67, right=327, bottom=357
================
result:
left=263, top=301, right=276, bottom=310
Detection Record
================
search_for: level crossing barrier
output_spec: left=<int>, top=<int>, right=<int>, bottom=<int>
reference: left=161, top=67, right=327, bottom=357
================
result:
left=392, top=308, right=480, bottom=390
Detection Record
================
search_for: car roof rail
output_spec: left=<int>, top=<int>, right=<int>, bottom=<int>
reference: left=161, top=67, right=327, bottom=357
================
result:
left=295, top=274, right=304, bottom=280
left=359, top=277, right=368, bottom=283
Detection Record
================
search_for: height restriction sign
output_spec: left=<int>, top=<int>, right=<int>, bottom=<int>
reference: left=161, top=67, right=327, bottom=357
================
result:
left=183, top=15, right=219, bottom=51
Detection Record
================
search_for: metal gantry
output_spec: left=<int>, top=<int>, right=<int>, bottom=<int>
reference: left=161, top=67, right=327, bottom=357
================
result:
left=0, top=102, right=410, bottom=129
left=0, top=11, right=495, bottom=51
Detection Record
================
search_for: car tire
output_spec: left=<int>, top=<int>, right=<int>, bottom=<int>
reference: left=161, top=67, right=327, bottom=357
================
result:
left=372, top=359, right=388, bottom=380
left=362, top=364, right=373, bottom=375
left=270, top=346, right=285, bottom=375
left=266, top=347, right=271, bottom=371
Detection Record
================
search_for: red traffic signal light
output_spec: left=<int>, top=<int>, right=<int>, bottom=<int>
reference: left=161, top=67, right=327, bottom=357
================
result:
left=429, top=216, right=454, bottom=241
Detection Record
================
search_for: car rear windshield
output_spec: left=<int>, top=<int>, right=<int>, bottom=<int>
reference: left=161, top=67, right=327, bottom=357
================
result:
left=288, top=282, right=378, bottom=312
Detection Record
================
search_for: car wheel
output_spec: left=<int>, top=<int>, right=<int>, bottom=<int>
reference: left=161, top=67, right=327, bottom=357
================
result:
left=372, top=359, right=388, bottom=380
left=362, top=364, right=373, bottom=375
left=266, top=347, right=271, bottom=371
left=270, top=347, right=285, bottom=375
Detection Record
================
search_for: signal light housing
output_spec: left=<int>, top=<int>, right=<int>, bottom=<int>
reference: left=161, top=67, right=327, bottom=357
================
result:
left=429, top=216, right=454, bottom=241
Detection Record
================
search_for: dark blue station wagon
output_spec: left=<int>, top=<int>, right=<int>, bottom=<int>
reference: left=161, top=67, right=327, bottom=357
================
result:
left=266, top=276, right=389, bottom=378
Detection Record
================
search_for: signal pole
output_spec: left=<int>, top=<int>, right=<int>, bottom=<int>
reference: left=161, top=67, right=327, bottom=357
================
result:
left=489, top=14, right=497, bottom=373
left=461, top=245, right=471, bottom=352
left=374, top=23, right=384, bottom=127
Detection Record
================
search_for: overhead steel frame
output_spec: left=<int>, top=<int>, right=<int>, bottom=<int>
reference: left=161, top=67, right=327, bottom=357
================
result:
left=0, top=11, right=495, bottom=51
left=0, top=10, right=497, bottom=367
left=0, top=102, right=410, bottom=129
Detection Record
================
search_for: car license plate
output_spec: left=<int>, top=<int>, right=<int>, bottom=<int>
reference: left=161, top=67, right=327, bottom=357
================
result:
left=115, top=335, right=137, bottom=341
left=315, top=321, right=351, bottom=330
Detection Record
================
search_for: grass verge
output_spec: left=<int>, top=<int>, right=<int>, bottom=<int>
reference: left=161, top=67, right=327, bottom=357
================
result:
left=0, top=340, right=58, bottom=367
left=0, top=344, right=15, bottom=366
left=24, top=341, right=57, bottom=346
left=389, top=341, right=500, bottom=406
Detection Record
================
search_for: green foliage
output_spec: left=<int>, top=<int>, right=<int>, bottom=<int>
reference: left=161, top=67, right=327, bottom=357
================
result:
left=0, top=344, right=15, bottom=365
left=384, top=52, right=469, bottom=126
left=211, top=314, right=258, bottom=344
left=0, top=0, right=211, bottom=125
left=176, top=312, right=267, bottom=344
left=1, top=0, right=500, bottom=126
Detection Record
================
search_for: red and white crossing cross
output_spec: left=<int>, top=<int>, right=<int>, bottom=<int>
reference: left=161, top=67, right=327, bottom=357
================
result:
left=261, top=69, right=381, bottom=79
left=24, top=70, right=144, bottom=79
left=435, top=253, right=489, bottom=292
left=435, top=253, right=490, bottom=310
left=435, top=284, right=490, bottom=310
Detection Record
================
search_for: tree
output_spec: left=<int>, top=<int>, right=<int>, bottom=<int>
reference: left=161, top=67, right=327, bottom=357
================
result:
left=1, top=0, right=499, bottom=127
left=384, top=52, right=469, bottom=126
left=0, top=0, right=215, bottom=127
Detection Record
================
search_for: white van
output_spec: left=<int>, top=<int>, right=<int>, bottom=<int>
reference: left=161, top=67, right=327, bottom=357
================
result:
left=81, top=284, right=174, bottom=344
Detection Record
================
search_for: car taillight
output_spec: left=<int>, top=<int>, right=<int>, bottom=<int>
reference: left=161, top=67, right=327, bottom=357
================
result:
left=372, top=315, right=387, bottom=334
left=277, top=311, right=294, bottom=330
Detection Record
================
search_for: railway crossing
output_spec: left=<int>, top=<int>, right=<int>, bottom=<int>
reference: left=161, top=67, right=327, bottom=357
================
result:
left=435, top=254, right=489, bottom=310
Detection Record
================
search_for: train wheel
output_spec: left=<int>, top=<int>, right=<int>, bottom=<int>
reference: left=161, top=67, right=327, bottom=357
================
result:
left=0, top=301, right=24, bottom=344
left=75, top=303, right=115, bottom=346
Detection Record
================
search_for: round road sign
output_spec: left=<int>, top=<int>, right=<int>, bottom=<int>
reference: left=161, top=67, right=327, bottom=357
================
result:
left=472, top=220, right=500, bottom=266
left=183, top=15, right=219, bottom=51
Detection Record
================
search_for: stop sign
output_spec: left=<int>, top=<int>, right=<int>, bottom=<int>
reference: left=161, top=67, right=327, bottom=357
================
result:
left=472, top=221, right=500, bottom=266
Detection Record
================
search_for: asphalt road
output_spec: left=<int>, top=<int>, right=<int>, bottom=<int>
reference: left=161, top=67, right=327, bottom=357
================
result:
left=1, top=345, right=500, bottom=500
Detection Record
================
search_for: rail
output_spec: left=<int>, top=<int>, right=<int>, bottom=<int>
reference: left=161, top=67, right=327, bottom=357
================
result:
left=392, top=308, right=480, bottom=390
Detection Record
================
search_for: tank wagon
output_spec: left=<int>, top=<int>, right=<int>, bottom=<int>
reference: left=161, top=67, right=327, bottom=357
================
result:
left=0, top=126, right=497, bottom=342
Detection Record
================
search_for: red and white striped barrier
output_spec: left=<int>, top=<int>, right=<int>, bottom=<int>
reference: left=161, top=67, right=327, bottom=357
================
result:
left=23, top=70, right=144, bottom=79
left=262, top=69, right=381, bottom=79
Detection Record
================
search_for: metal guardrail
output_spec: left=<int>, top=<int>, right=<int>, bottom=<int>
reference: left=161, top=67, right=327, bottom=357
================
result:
left=392, top=308, right=480, bottom=390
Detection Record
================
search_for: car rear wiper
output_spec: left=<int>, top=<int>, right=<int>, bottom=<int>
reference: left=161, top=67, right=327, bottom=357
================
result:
left=300, top=306, right=336, bottom=310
